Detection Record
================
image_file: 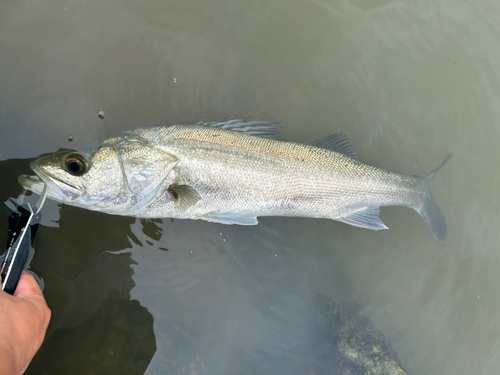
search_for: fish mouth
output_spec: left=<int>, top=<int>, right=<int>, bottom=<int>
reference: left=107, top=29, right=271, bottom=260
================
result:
left=18, top=161, right=80, bottom=201
left=18, top=174, right=46, bottom=193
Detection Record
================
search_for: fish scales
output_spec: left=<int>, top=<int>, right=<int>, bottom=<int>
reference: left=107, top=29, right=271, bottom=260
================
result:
left=131, top=125, right=417, bottom=219
left=19, top=120, right=450, bottom=240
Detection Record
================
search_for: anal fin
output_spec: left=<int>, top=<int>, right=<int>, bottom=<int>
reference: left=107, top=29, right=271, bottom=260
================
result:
left=337, top=207, right=388, bottom=230
left=198, top=212, right=259, bottom=225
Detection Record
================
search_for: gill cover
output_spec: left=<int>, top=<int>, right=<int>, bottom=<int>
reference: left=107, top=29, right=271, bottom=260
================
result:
left=113, top=142, right=179, bottom=210
left=81, top=146, right=125, bottom=204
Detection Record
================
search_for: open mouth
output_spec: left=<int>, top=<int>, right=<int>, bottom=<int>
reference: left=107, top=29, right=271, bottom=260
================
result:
left=18, top=174, right=45, bottom=192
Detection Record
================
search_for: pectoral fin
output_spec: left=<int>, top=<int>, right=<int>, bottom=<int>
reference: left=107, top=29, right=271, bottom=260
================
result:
left=337, top=207, right=388, bottom=230
left=168, top=185, right=201, bottom=211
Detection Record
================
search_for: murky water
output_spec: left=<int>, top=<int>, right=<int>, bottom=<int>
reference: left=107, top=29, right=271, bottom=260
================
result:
left=1, top=0, right=500, bottom=373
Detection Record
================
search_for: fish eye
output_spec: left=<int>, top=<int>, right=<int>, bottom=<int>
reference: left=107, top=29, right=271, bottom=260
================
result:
left=64, top=153, right=89, bottom=176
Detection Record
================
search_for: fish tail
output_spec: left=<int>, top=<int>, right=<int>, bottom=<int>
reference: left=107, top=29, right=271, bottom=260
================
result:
left=414, top=154, right=452, bottom=241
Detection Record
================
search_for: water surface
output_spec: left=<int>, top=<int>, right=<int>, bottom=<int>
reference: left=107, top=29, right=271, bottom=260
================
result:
left=1, top=0, right=500, bottom=373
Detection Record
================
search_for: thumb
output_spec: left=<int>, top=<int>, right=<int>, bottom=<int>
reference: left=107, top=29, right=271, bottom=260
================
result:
left=14, top=271, right=44, bottom=300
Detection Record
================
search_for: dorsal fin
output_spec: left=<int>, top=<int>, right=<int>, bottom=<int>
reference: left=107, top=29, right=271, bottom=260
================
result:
left=306, top=132, right=357, bottom=159
left=198, top=118, right=282, bottom=140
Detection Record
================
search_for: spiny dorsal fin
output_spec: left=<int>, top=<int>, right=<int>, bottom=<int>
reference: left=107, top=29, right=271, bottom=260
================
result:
left=168, top=185, right=201, bottom=211
left=306, top=132, right=357, bottom=159
left=198, top=118, right=282, bottom=140
left=336, top=207, right=388, bottom=230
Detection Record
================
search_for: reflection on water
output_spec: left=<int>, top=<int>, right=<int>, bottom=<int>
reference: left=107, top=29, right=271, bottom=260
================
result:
left=1, top=0, right=500, bottom=373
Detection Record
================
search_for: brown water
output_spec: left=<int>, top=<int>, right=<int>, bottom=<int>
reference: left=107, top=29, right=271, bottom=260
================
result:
left=1, top=0, right=500, bottom=373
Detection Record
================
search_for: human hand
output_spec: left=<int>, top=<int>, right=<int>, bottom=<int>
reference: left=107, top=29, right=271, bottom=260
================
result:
left=0, top=271, right=51, bottom=375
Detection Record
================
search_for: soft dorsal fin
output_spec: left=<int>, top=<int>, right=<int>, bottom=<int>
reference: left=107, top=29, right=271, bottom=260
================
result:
left=306, top=132, right=357, bottom=159
left=198, top=118, right=282, bottom=140
left=336, top=207, right=388, bottom=230
left=168, top=185, right=201, bottom=211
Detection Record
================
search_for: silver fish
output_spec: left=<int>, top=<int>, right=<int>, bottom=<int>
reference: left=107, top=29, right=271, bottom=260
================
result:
left=19, top=119, right=451, bottom=240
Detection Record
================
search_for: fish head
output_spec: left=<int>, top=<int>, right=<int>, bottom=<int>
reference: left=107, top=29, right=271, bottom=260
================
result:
left=19, top=136, right=180, bottom=214
left=19, top=146, right=129, bottom=212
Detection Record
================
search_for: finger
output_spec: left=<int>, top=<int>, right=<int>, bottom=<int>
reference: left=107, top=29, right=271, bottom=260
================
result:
left=14, top=271, right=44, bottom=300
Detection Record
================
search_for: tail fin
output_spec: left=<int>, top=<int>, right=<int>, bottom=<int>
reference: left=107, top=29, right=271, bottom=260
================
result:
left=414, top=154, right=452, bottom=241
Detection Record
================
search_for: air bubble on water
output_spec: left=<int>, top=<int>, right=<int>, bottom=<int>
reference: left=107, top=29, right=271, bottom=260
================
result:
left=275, top=254, right=277, bottom=257
left=98, top=110, right=105, bottom=119
left=68, top=136, right=73, bottom=142
left=173, top=77, right=178, bottom=84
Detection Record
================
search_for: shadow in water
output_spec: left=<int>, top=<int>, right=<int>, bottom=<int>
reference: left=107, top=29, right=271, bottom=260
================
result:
left=0, top=158, right=157, bottom=374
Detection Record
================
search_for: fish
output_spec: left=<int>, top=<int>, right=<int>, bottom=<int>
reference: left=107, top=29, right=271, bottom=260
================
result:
left=19, top=119, right=451, bottom=240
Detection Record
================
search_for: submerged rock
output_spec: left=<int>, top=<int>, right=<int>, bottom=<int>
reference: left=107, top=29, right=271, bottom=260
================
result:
left=314, top=294, right=408, bottom=375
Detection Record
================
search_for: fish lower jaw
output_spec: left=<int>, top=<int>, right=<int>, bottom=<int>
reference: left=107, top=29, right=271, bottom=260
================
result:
left=18, top=174, right=72, bottom=203
left=18, top=174, right=45, bottom=193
